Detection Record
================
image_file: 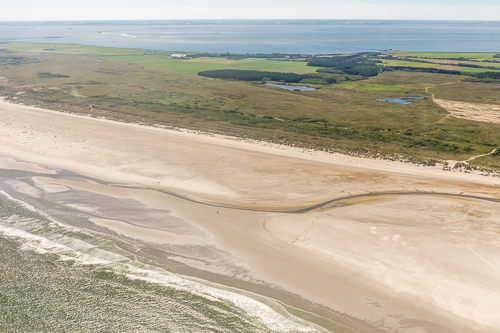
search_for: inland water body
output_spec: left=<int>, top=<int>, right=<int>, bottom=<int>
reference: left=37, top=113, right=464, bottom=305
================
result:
left=1, top=20, right=500, bottom=54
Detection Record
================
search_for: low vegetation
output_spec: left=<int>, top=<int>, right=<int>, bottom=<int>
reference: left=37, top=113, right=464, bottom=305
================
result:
left=198, top=69, right=338, bottom=84
left=198, top=69, right=304, bottom=83
left=38, top=72, right=70, bottom=78
left=0, top=54, right=40, bottom=66
left=0, top=43, right=499, bottom=169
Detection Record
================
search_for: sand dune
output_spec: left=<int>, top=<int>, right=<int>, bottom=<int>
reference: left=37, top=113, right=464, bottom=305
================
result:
left=435, top=98, right=500, bottom=123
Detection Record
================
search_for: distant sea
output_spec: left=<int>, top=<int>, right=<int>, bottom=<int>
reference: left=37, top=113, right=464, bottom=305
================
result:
left=1, top=20, right=500, bottom=54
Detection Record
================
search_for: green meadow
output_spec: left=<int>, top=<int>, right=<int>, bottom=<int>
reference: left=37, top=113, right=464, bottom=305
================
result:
left=98, top=55, right=318, bottom=74
left=397, top=52, right=499, bottom=61
left=379, top=59, right=500, bottom=73
left=0, top=43, right=318, bottom=75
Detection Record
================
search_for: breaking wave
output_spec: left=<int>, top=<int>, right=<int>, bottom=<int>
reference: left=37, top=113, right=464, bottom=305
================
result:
left=0, top=190, right=323, bottom=333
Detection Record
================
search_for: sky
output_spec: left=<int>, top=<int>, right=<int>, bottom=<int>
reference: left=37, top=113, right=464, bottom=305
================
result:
left=2, top=0, right=500, bottom=22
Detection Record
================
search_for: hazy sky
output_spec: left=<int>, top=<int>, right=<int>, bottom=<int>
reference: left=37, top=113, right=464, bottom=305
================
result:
left=2, top=0, right=500, bottom=21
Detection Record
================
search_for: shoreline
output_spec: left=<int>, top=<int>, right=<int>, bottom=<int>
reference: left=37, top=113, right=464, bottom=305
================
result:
left=1, top=99, right=500, bottom=332
left=4, top=158, right=499, bottom=333
left=1, top=98, right=499, bottom=201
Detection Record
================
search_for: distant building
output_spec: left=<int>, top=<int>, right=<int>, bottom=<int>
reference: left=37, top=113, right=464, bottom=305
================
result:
left=170, top=54, right=187, bottom=59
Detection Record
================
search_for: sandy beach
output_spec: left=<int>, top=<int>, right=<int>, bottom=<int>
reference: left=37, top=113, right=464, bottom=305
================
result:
left=1, top=99, right=500, bottom=333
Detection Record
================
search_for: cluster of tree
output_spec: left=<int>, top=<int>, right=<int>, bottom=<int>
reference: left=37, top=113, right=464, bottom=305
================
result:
left=398, top=57, right=499, bottom=70
left=455, top=63, right=500, bottom=70
left=38, top=72, right=70, bottom=78
left=474, top=72, right=500, bottom=79
left=407, top=56, right=474, bottom=61
left=462, top=71, right=500, bottom=83
left=198, top=69, right=303, bottom=83
left=400, top=57, right=437, bottom=64
left=197, top=54, right=498, bottom=85
left=192, top=52, right=311, bottom=61
left=0, top=55, right=40, bottom=66
left=198, top=69, right=339, bottom=84
left=387, top=66, right=462, bottom=75
left=307, top=53, right=383, bottom=77
left=494, top=54, right=500, bottom=58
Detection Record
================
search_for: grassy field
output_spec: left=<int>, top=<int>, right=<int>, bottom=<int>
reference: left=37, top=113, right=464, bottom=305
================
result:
left=379, top=59, right=500, bottom=73
left=98, top=55, right=317, bottom=75
left=0, top=42, right=150, bottom=56
left=0, top=43, right=318, bottom=75
left=395, top=52, right=499, bottom=61
left=429, top=81, right=500, bottom=105
left=1, top=43, right=499, bottom=169
left=422, top=59, right=500, bottom=68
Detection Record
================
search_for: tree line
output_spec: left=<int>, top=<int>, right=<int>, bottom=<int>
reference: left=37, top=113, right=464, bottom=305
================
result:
left=197, top=52, right=500, bottom=85
left=306, top=53, right=382, bottom=77
left=198, top=69, right=304, bottom=83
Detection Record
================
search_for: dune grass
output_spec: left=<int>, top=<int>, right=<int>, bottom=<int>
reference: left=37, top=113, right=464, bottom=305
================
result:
left=1, top=45, right=499, bottom=168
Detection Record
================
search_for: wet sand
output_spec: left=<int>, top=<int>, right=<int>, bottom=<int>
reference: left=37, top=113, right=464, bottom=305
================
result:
left=1, top=100, right=500, bottom=332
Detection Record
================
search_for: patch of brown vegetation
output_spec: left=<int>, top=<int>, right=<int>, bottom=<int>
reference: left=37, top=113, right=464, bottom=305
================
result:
left=435, top=99, right=500, bottom=123
left=194, top=57, right=230, bottom=63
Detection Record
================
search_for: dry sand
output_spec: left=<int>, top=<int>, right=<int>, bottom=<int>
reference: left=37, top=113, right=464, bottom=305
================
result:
left=435, top=99, right=500, bottom=124
left=1, top=99, right=500, bottom=332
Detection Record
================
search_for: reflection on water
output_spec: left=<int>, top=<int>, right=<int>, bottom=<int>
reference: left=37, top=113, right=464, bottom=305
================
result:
left=376, top=98, right=413, bottom=104
left=376, top=97, right=423, bottom=104
left=265, top=83, right=315, bottom=91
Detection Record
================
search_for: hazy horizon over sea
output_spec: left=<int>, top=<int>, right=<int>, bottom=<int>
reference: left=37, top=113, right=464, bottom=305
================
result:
left=1, top=20, right=499, bottom=54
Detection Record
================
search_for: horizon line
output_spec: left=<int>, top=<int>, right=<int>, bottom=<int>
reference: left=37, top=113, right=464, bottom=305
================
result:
left=2, top=19, right=500, bottom=23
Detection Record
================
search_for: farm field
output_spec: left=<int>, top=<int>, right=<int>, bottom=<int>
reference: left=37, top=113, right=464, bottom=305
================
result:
left=380, top=59, right=500, bottom=73
left=396, top=51, right=499, bottom=61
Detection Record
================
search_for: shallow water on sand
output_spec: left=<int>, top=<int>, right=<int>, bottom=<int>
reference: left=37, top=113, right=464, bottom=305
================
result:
left=0, top=188, right=321, bottom=333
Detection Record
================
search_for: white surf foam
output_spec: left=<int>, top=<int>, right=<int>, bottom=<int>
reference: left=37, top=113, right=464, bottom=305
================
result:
left=0, top=191, right=323, bottom=333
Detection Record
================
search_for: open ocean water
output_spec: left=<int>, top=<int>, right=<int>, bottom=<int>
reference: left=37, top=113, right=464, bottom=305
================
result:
left=0, top=20, right=500, bottom=54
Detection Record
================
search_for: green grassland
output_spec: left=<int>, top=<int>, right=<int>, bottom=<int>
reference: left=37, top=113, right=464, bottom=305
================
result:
left=0, top=43, right=499, bottom=169
left=430, top=81, right=500, bottom=104
left=0, top=42, right=150, bottom=56
left=424, top=59, right=500, bottom=69
left=379, top=59, right=500, bottom=73
left=380, top=60, right=439, bottom=68
left=0, top=43, right=318, bottom=75
left=395, top=52, right=499, bottom=61
left=98, top=55, right=317, bottom=75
